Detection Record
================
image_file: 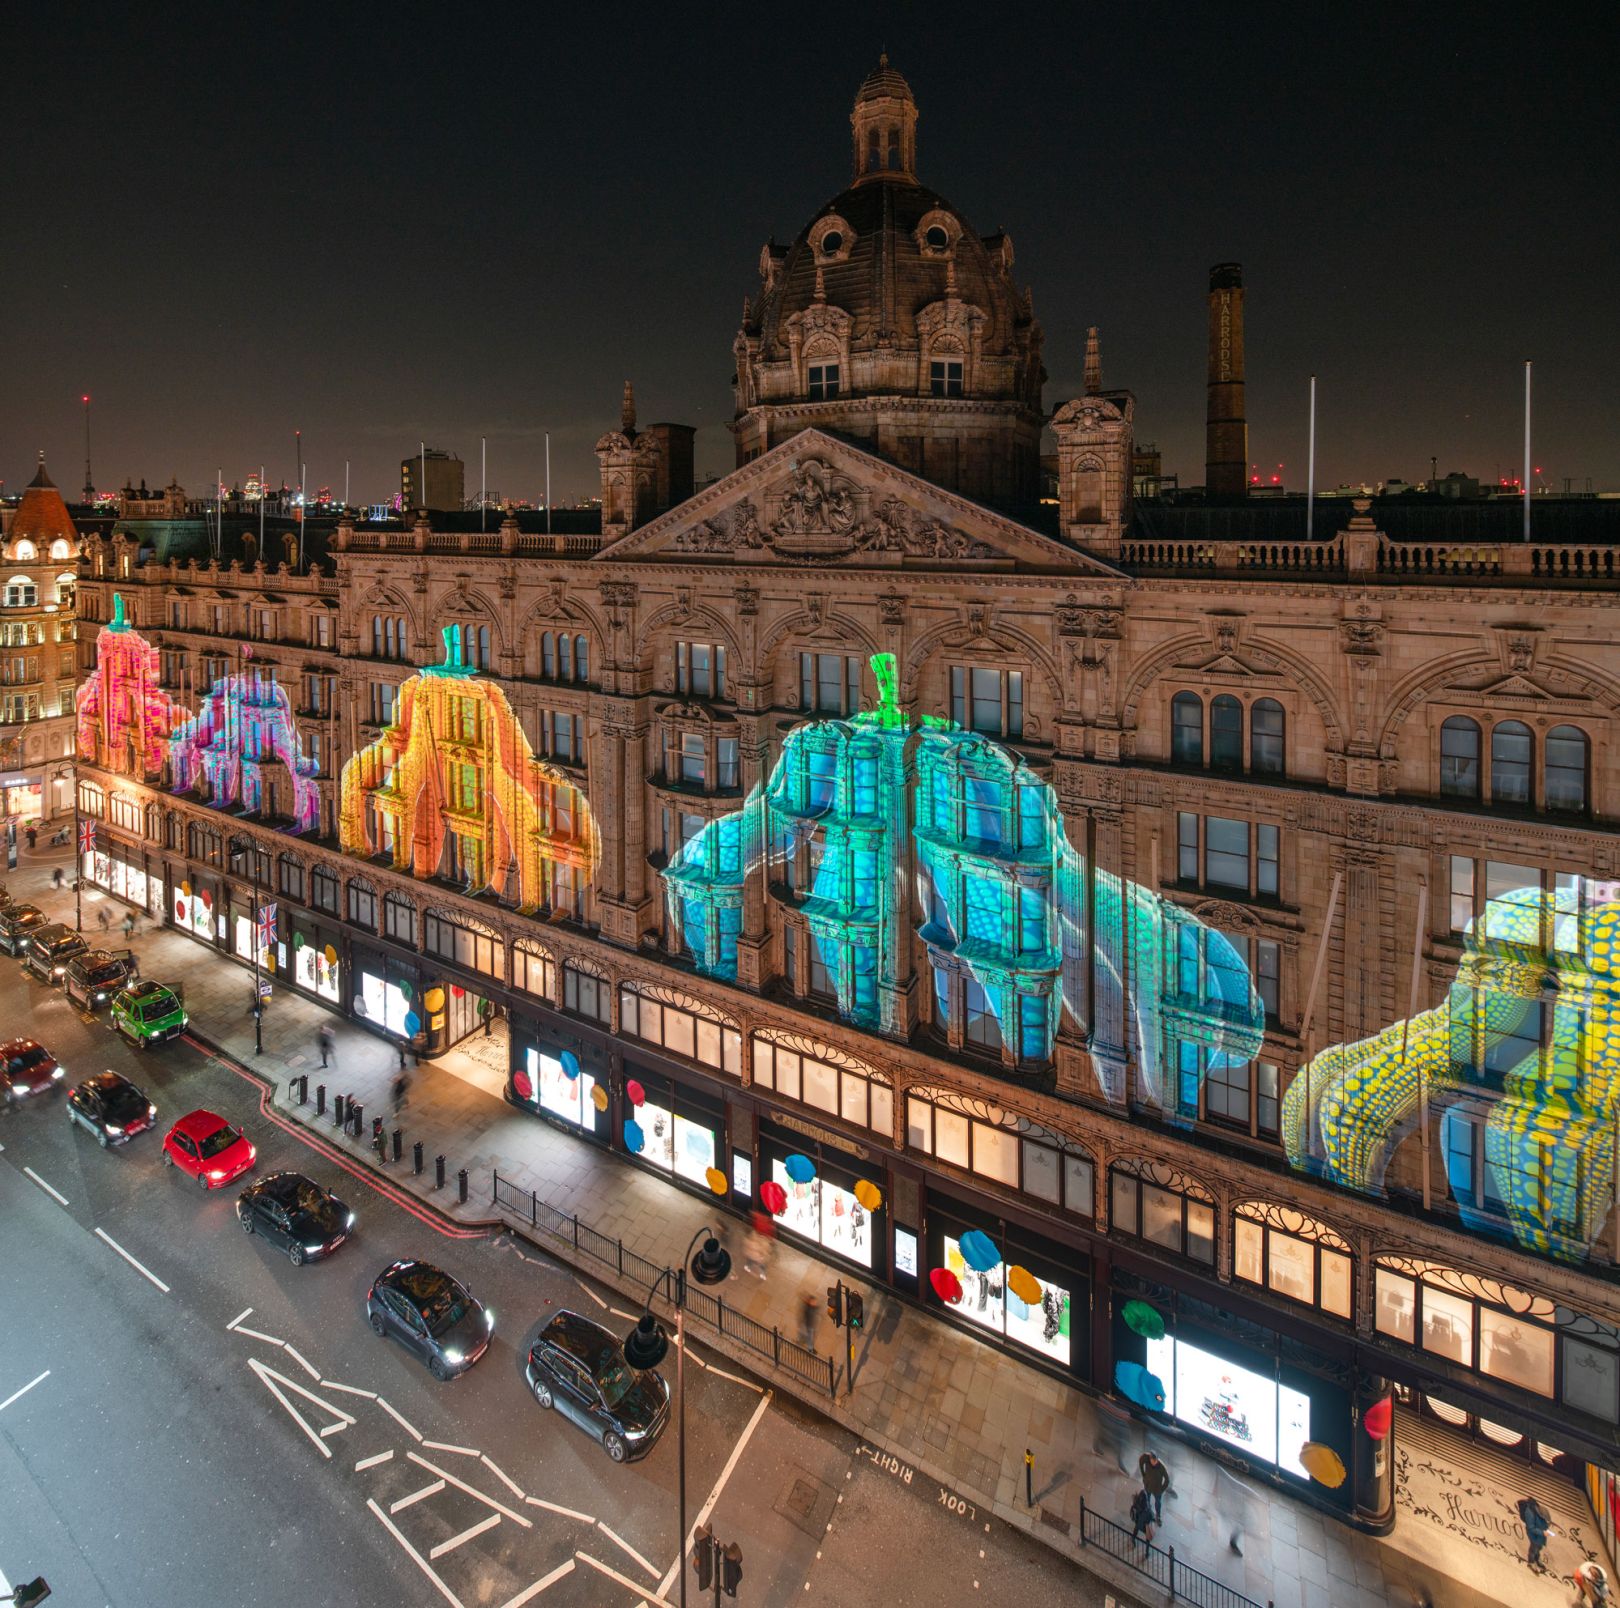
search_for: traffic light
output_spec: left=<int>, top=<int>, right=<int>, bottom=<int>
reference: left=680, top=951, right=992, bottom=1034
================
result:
left=721, top=1541, right=744, bottom=1598
left=692, top=1526, right=715, bottom=1590
left=826, top=1283, right=844, bottom=1326
left=845, top=1291, right=864, bottom=1331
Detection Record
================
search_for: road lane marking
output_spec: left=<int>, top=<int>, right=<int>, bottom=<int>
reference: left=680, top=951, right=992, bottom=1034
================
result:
left=367, top=1497, right=465, bottom=1608
left=406, top=1451, right=532, bottom=1527
left=573, top=1278, right=607, bottom=1309
left=23, top=1167, right=68, bottom=1207
left=355, top=1450, right=395, bottom=1471
left=226, top=1307, right=253, bottom=1331
left=480, top=1453, right=525, bottom=1500
left=377, top=1396, right=424, bottom=1442
left=658, top=1389, right=773, bottom=1598
left=595, top=1520, right=659, bottom=1578
left=429, top=1512, right=500, bottom=1559
left=577, top=1551, right=679, bottom=1608
left=283, top=1344, right=320, bottom=1381
left=422, top=1438, right=480, bottom=1457
left=247, top=1359, right=356, bottom=1458
left=703, top=1360, right=763, bottom=1393
left=94, top=1228, right=170, bottom=1293
left=391, top=1479, right=446, bottom=1513
left=233, top=1324, right=285, bottom=1347
left=498, top=1560, right=575, bottom=1607
left=0, top=1371, right=49, bottom=1414
left=323, top=1380, right=378, bottom=1400
left=524, top=1493, right=593, bottom=1524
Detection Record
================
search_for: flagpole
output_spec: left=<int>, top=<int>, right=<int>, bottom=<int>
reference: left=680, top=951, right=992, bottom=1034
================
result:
left=74, top=799, right=83, bottom=934
left=545, top=433, right=552, bottom=534
left=251, top=874, right=263, bottom=1056
left=481, top=437, right=487, bottom=533
left=1306, top=374, right=1317, bottom=540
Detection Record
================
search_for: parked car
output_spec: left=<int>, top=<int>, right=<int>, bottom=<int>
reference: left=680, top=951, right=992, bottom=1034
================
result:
left=526, top=1309, right=671, bottom=1463
left=0, top=905, right=48, bottom=957
left=64, top=949, right=136, bottom=1009
left=0, top=1039, right=63, bottom=1103
left=161, top=1109, right=256, bottom=1190
left=66, top=1071, right=156, bottom=1147
left=111, top=979, right=187, bottom=1047
left=365, top=1260, right=492, bottom=1380
left=237, top=1172, right=354, bottom=1264
left=24, top=924, right=89, bottom=984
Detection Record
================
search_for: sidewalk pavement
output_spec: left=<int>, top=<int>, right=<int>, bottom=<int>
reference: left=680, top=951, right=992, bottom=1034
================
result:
left=25, top=855, right=1606, bottom=1608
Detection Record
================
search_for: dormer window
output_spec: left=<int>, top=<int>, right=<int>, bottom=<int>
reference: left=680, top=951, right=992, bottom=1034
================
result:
left=808, top=363, right=841, bottom=401
left=930, top=359, right=964, bottom=398
left=820, top=230, right=843, bottom=257
left=810, top=216, right=854, bottom=263
left=925, top=225, right=949, bottom=251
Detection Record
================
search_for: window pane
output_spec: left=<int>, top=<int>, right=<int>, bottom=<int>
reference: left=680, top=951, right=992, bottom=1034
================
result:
left=934, top=1109, right=969, bottom=1168
left=1479, top=1308, right=1554, bottom=1396
left=1376, top=1269, right=1416, bottom=1342
left=695, top=1018, right=721, bottom=1068
left=1440, top=716, right=1481, bottom=798
left=1545, top=725, right=1587, bottom=813
left=1234, top=1218, right=1263, bottom=1285
left=840, top=1071, right=867, bottom=1126
left=1421, top=1284, right=1475, bottom=1367
left=1023, top=1142, right=1060, bottom=1202
left=971, top=1122, right=1019, bottom=1186
left=1449, top=855, right=1476, bottom=934
left=1210, top=696, right=1242, bottom=770
left=1267, top=1231, right=1315, bottom=1305
left=869, top=1081, right=892, bottom=1137
left=802, top=1057, right=838, bottom=1114
left=1490, top=720, right=1533, bottom=806
left=906, top=1096, right=933, bottom=1153
left=1064, top=1155, right=1095, bottom=1216
left=1320, top=1250, right=1353, bottom=1318
left=1205, top=816, right=1249, bottom=889
left=1110, top=1172, right=1137, bottom=1236
left=1256, top=824, right=1278, bottom=896
left=664, top=1008, right=696, bottom=1061
left=1562, top=1335, right=1620, bottom=1422
left=1171, top=693, right=1203, bottom=765
left=1250, top=699, right=1285, bottom=776
left=1186, top=1202, right=1215, bottom=1263
left=1177, top=812, right=1199, bottom=881
left=1142, top=1185, right=1183, bottom=1252
left=775, top=1048, right=800, bottom=1102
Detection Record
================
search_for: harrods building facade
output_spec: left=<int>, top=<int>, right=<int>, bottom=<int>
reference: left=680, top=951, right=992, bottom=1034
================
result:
left=74, top=63, right=1620, bottom=1529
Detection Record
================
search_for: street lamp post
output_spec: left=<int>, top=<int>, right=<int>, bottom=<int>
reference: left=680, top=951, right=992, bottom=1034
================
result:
left=623, top=1225, right=732, bottom=1608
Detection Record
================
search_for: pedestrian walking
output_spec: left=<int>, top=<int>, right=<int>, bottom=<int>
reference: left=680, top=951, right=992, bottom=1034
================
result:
left=1576, top=1559, right=1611, bottom=1604
left=1092, top=1395, right=1134, bottom=1475
left=97, top=907, right=111, bottom=935
left=25, top=825, right=36, bottom=851
left=52, top=867, right=63, bottom=889
left=392, top=1073, right=409, bottom=1114
left=122, top=912, right=136, bottom=939
left=1128, top=1487, right=1156, bottom=1546
left=797, top=1291, right=818, bottom=1348
left=317, top=1024, right=335, bottom=1068
left=1517, top=1495, right=1554, bottom=1571
left=741, top=1218, right=769, bottom=1279
left=1138, top=1450, right=1170, bottom=1524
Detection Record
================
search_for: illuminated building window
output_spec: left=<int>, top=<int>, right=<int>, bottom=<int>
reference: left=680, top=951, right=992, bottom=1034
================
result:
left=311, top=867, right=339, bottom=915
left=963, top=975, right=1002, bottom=1054
left=562, top=962, right=610, bottom=1025
left=665, top=730, right=706, bottom=786
left=3, top=576, right=38, bottom=607
left=382, top=892, right=415, bottom=945
left=1545, top=725, right=1589, bottom=814
left=1447, top=857, right=1584, bottom=955
left=513, top=942, right=555, bottom=999
left=1440, top=715, right=1481, bottom=799
left=929, top=358, right=964, bottom=398
left=676, top=641, right=726, bottom=699
left=278, top=854, right=305, bottom=901
left=348, top=880, right=377, bottom=930
left=1491, top=720, right=1534, bottom=806
left=1107, top=1161, right=1215, bottom=1265
left=1177, top=813, right=1279, bottom=900
left=801, top=652, right=861, bottom=715
left=808, top=935, right=837, bottom=1000
left=424, top=911, right=504, bottom=980
left=624, top=985, right=742, bottom=1074
left=314, top=614, right=332, bottom=649
left=950, top=665, right=1023, bottom=739
left=808, top=363, right=841, bottom=401
left=1171, top=692, right=1202, bottom=765
left=1233, top=1203, right=1353, bottom=1320
left=756, top=1032, right=890, bottom=1133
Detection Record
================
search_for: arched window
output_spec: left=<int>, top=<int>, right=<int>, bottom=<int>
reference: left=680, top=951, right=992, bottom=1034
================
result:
left=541, top=632, right=556, bottom=678
left=455, top=622, right=490, bottom=669
left=575, top=636, right=590, bottom=683
left=1440, top=716, right=1481, bottom=799
left=1074, top=460, right=1103, bottom=523
left=12, top=541, right=35, bottom=562
left=1250, top=698, right=1285, bottom=776
left=558, top=633, right=573, bottom=682
left=1171, top=692, right=1203, bottom=766
left=866, top=126, right=881, bottom=173
left=4, top=576, right=37, bottom=607
left=1491, top=720, right=1533, bottom=806
left=49, top=539, right=72, bottom=560
left=1545, top=725, right=1589, bottom=814
left=1210, top=695, right=1243, bottom=770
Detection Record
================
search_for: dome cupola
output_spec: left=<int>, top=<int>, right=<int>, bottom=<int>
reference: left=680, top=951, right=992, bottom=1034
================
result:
left=850, top=54, right=918, bottom=184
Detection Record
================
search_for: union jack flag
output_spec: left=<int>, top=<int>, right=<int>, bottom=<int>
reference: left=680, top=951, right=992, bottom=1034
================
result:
left=257, top=901, right=278, bottom=952
left=78, top=817, right=96, bottom=856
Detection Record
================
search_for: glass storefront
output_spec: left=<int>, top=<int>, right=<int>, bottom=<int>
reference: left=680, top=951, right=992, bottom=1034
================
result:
left=233, top=912, right=274, bottom=974
left=352, top=948, right=421, bottom=1040
left=628, top=1068, right=725, bottom=1191
left=759, top=1122, right=886, bottom=1274
left=507, top=1018, right=609, bottom=1143
left=173, top=879, right=219, bottom=942
left=84, top=847, right=151, bottom=912
left=521, top=1045, right=598, bottom=1132
left=292, top=928, right=342, bottom=1003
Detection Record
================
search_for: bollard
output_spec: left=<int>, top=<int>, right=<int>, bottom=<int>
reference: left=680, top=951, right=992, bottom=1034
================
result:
left=333, top=1092, right=346, bottom=1128
left=1024, top=1448, right=1034, bottom=1507
left=316, top=1083, right=326, bottom=1118
left=434, top=1153, right=445, bottom=1190
left=350, top=1102, right=364, bottom=1139
left=392, top=1127, right=402, bottom=1163
left=457, top=1167, right=469, bottom=1205
left=371, top=1115, right=383, bottom=1142
left=413, top=1140, right=424, bottom=1175
left=294, top=1074, right=308, bottom=1105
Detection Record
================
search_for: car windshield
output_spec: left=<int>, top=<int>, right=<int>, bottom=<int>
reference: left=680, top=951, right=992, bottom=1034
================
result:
left=87, top=964, right=124, bottom=985
left=283, top=1179, right=329, bottom=1213
left=592, top=1349, right=637, bottom=1408
left=197, top=1125, right=241, bottom=1159
left=139, top=995, right=178, bottom=1020
left=11, top=1047, right=49, bottom=1069
left=103, top=1084, right=147, bottom=1121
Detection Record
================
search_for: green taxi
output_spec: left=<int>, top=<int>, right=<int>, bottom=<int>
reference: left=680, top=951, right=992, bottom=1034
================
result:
left=111, top=979, right=189, bottom=1048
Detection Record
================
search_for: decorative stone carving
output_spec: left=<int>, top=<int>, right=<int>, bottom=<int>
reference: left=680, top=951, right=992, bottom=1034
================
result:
left=1190, top=899, right=1259, bottom=932
left=734, top=583, right=759, bottom=617
left=599, top=580, right=637, bottom=629
left=1056, top=595, right=1122, bottom=638
left=853, top=496, right=990, bottom=559
left=1340, top=617, right=1385, bottom=654
left=671, top=497, right=766, bottom=554
left=775, top=458, right=858, bottom=536
left=879, top=593, right=905, bottom=627
left=1507, top=633, right=1536, bottom=672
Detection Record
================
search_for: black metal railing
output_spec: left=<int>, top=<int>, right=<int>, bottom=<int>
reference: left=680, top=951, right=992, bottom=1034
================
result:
left=1078, top=1498, right=1270, bottom=1608
left=492, top=1170, right=837, bottom=1398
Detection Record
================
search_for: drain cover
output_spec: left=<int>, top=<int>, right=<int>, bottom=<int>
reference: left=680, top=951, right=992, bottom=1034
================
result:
left=775, top=1471, right=834, bottom=1538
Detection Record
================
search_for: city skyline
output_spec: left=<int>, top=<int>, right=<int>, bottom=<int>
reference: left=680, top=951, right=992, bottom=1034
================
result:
left=4, top=6, right=1616, bottom=504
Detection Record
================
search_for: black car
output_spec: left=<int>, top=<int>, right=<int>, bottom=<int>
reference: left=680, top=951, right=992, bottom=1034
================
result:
left=238, top=1172, right=355, bottom=1265
left=64, top=949, right=135, bottom=1009
left=66, top=1071, right=156, bottom=1148
left=366, top=1260, right=492, bottom=1379
left=0, top=905, right=47, bottom=957
left=24, top=924, right=89, bottom=984
left=526, top=1310, right=671, bottom=1463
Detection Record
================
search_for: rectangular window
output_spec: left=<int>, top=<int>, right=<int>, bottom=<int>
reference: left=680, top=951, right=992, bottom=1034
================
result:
left=933, top=1108, right=969, bottom=1169
left=799, top=652, right=860, bottom=715
left=562, top=965, right=611, bottom=1025
left=676, top=641, right=726, bottom=700
left=1178, top=812, right=1199, bottom=882
left=950, top=664, right=1023, bottom=739
left=1256, top=823, right=1279, bottom=897
left=1375, top=1268, right=1416, bottom=1343
left=1142, top=1185, right=1183, bottom=1253
left=906, top=1096, right=933, bottom=1154
left=1205, top=816, right=1250, bottom=890
left=1420, top=1283, right=1474, bottom=1367
left=930, top=358, right=964, bottom=398
left=369, top=682, right=396, bottom=725
left=807, top=362, right=841, bottom=400
left=1063, top=1154, right=1095, bottom=1216
left=971, top=1122, right=1019, bottom=1187
left=1255, top=938, right=1280, bottom=1018
left=717, top=737, right=739, bottom=789
left=311, top=867, right=339, bottom=915
left=348, top=884, right=376, bottom=930
left=1022, top=1141, right=1060, bottom=1202
left=382, top=897, right=415, bottom=945
left=1204, top=1057, right=1249, bottom=1126
left=1256, top=1061, right=1280, bottom=1137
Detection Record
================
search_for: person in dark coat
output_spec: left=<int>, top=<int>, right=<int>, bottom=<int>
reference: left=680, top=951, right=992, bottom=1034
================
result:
left=1138, top=1450, right=1170, bottom=1523
left=1128, top=1487, right=1156, bottom=1546
left=1517, top=1495, right=1554, bottom=1571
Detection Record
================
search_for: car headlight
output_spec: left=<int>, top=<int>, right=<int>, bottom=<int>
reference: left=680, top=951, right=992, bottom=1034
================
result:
left=441, top=1349, right=464, bottom=1365
left=624, top=1424, right=650, bottom=1440
left=105, top=1124, right=124, bottom=1135
left=94, top=992, right=106, bottom=1002
left=486, top=1309, right=495, bottom=1331
left=304, top=1244, right=325, bottom=1254
left=208, top=1169, right=225, bottom=1180
left=50, top=1067, right=63, bottom=1079
left=346, top=1212, right=356, bottom=1230
left=147, top=1104, right=157, bottom=1117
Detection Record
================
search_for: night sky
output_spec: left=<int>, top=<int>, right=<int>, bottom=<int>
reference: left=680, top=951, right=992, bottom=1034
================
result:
left=5, top=4, right=1615, bottom=506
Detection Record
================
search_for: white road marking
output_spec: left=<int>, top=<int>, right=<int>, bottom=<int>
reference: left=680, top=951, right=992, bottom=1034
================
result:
left=406, top=1451, right=533, bottom=1528
left=573, top=1278, right=608, bottom=1309
left=367, top=1496, right=465, bottom=1608
left=422, top=1438, right=480, bottom=1457
left=657, top=1389, right=773, bottom=1598
left=702, top=1361, right=763, bottom=1393
left=23, top=1167, right=68, bottom=1207
left=93, top=1228, right=170, bottom=1293
left=247, top=1358, right=356, bottom=1458
left=577, top=1551, right=679, bottom=1608
left=283, top=1344, right=320, bottom=1381
left=595, top=1520, right=659, bottom=1578
left=391, top=1479, right=446, bottom=1514
left=233, top=1324, right=285, bottom=1347
left=355, top=1450, right=395, bottom=1471
left=429, top=1512, right=500, bottom=1559
left=226, top=1307, right=253, bottom=1331
left=480, top=1453, right=526, bottom=1499
left=524, top=1493, right=594, bottom=1524
left=0, top=1371, right=50, bottom=1414
left=608, top=1307, right=640, bottom=1323
left=376, top=1396, right=424, bottom=1442
left=323, top=1380, right=378, bottom=1400
left=498, top=1559, right=575, bottom=1607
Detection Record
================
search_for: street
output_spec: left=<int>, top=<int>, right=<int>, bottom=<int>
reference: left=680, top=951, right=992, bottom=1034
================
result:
left=0, top=890, right=1115, bottom=1608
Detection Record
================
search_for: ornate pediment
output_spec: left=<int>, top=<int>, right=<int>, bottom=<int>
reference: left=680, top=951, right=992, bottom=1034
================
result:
left=1471, top=672, right=1553, bottom=702
left=596, top=429, right=1125, bottom=576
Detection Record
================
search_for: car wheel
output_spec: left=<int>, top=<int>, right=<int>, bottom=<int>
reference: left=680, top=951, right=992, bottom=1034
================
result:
left=161, top=1150, right=173, bottom=1167
left=603, top=1432, right=628, bottom=1464
left=429, top=1356, right=451, bottom=1382
left=531, top=1378, right=554, bottom=1409
left=196, top=1171, right=210, bottom=1190
left=97, top=1129, right=109, bottom=1149
left=240, top=1213, right=254, bottom=1235
left=368, top=1309, right=386, bottom=1336
left=287, top=1244, right=305, bottom=1267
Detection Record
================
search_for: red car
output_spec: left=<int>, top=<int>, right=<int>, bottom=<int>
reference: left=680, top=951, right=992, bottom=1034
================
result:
left=162, top=1109, right=257, bottom=1190
left=1, top=1039, right=63, bottom=1102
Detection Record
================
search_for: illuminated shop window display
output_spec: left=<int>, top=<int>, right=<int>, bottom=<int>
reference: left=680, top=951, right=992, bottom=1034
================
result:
left=174, top=882, right=216, bottom=941
left=769, top=1159, right=876, bottom=1269
left=293, top=935, right=342, bottom=1003
left=519, top=1046, right=599, bottom=1131
left=940, top=1232, right=1072, bottom=1364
